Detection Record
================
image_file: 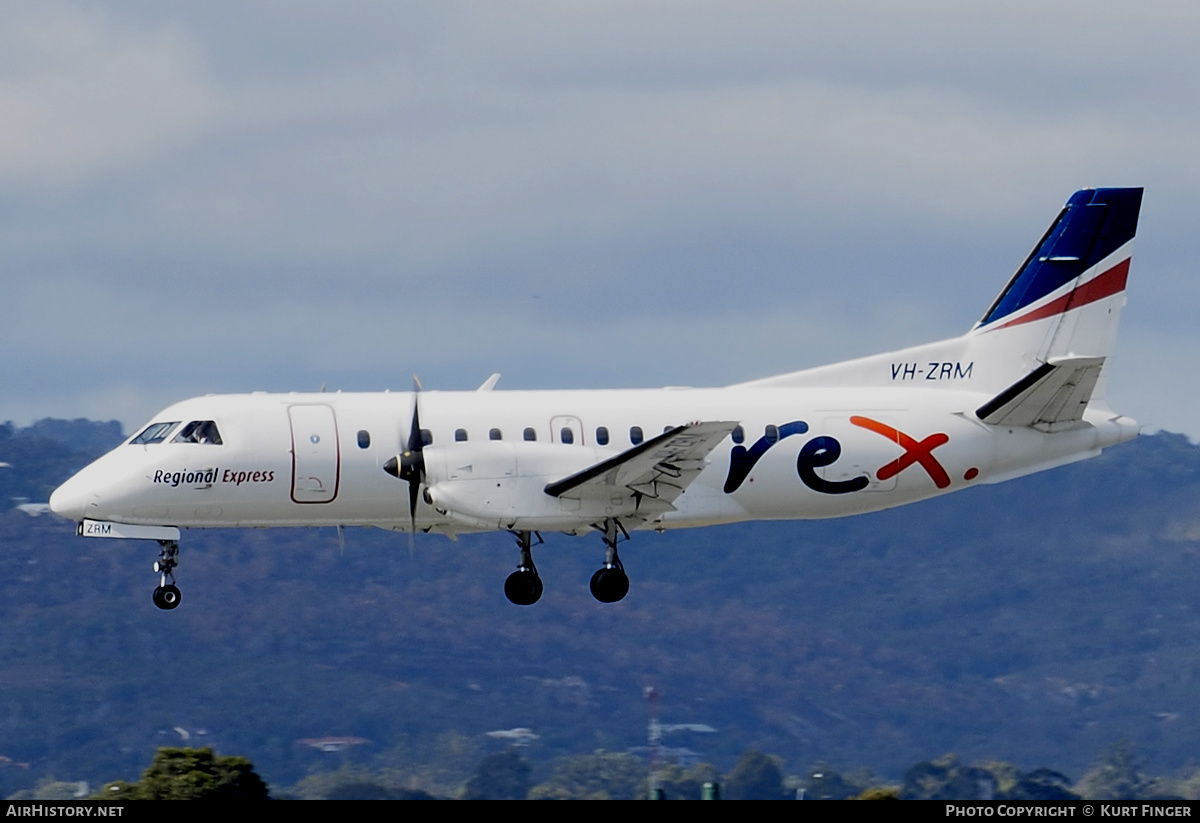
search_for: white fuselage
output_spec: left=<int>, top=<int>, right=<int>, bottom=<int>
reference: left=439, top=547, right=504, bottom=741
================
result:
left=49, top=385, right=1136, bottom=535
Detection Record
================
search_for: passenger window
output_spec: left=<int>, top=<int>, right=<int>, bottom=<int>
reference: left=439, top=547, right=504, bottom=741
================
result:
left=130, top=422, right=180, bottom=445
left=420, top=429, right=433, bottom=446
left=172, top=421, right=223, bottom=445
left=357, top=430, right=371, bottom=449
left=455, top=428, right=468, bottom=442
left=489, top=428, right=502, bottom=441
left=765, top=424, right=779, bottom=445
left=630, top=426, right=643, bottom=445
left=560, top=427, right=574, bottom=444
left=732, top=425, right=745, bottom=444
left=523, top=427, right=537, bottom=442
left=596, top=426, right=609, bottom=446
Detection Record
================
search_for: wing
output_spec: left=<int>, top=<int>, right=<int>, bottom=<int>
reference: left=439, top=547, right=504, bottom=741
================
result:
left=975, top=355, right=1105, bottom=433
left=544, top=421, right=738, bottom=520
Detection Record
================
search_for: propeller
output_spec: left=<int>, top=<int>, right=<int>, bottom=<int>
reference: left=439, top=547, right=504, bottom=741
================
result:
left=383, top=376, right=426, bottom=535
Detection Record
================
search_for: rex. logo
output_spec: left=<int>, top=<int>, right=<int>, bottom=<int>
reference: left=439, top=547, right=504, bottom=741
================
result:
left=723, top=416, right=953, bottom=495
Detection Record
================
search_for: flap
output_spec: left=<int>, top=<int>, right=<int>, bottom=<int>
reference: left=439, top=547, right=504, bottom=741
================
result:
left=544, top=421, right=738, bottom=513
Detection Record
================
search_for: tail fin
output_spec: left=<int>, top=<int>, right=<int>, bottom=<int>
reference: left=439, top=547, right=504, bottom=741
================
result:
left=732, top=188, right=1143, bottom=402
left=977, top=188, right=1142, bottom=329
left=968, top=187, right=1142, bottom=402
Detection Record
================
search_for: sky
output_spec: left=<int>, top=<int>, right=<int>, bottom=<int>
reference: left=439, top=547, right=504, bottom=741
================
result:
left=3, top=1, right=1198, bottom=438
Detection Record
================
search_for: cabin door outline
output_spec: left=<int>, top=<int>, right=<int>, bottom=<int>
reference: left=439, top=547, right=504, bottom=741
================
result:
left=288, top=404, right=341, bottom=504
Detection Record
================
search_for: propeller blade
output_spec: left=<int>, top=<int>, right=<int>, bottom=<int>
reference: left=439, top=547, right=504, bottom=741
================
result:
left=406, top=386, right=423, bottom=454
left=408, top=479, right=421, bottom=526
left=383, top=376, right=429, bottom=539
left=399, top=379, right=426, bottom=532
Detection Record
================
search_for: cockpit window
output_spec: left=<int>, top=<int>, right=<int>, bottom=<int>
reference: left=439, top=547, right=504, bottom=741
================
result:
left=172, top=420, right=223, bottom=445
left=130, top=422, right=180, bottom=445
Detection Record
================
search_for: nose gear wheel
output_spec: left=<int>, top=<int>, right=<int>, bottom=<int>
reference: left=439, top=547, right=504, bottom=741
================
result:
left=152, top=540, right=182, bottom=610
left=153, top=584, right=181, bottom=610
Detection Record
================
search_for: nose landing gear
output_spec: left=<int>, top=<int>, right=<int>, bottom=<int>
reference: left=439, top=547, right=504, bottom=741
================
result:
left=152, top=540, right=182, bottom=610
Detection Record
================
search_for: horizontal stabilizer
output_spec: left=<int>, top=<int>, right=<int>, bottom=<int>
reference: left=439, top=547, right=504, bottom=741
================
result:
left=545, top=421, right=738, bottom=514
left=975, top=356, right=1105, bottom=432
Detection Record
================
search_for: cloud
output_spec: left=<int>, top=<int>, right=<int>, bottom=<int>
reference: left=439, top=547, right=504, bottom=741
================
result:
left=0, top=2, right=1194, bottom=439
left=0, top=6, right=219, bottom=189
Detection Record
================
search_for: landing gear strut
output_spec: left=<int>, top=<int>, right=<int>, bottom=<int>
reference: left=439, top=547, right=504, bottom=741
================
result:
left=590, top=518, right=630, bottom=603
left=152, top=540, right=182, bottom=610
left=504, top=530, right=543, bottom=606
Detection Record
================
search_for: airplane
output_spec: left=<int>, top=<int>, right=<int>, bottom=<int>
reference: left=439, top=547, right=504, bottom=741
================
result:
left=49, top=187, right=1144, bottom=610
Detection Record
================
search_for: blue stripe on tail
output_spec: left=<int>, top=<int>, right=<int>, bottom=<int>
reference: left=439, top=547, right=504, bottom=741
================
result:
left=980, top=188, right=1142, bottom=326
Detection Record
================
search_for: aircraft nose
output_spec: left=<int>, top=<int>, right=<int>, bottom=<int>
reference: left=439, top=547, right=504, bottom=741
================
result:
left=49, top=477, right=95, bottom=523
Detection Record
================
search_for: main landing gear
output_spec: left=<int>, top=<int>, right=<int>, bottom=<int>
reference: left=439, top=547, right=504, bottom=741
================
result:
left=504, top=530, right=543, bottom=606
left=590, top=518, right=629, bottom=604
left=503, top=520, right=631, bottom=605
left=152, top=540, right=182, bottom=610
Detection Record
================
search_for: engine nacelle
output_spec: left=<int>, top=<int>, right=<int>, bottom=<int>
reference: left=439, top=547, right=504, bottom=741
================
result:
left=420, top=441, right=606, bottom=529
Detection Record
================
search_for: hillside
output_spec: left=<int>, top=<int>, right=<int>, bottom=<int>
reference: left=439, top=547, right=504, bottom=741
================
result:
left=0, top=421, right=1197, bottom=793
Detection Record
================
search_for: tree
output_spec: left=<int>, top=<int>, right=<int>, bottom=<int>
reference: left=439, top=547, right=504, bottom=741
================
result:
left=462, top=750, right=532, bottom=800
left=285, top=765, right=434, bottom=800
left=855, top=786, right=901, bottom=800
left=654, top=762, right=721, bottom=800
left=724, top=751, right=786, bottom=800
left=529, top=750, right=646, bottom=800
left=97, top=747, right=269, bottom=800
left=901, top=754, right=998, bottom=800
left=1075, top=742, right=1148, bottom=800
left=1006, top=768, right=1078, bottom=801
left=798, top=766, right=867, bottom=800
